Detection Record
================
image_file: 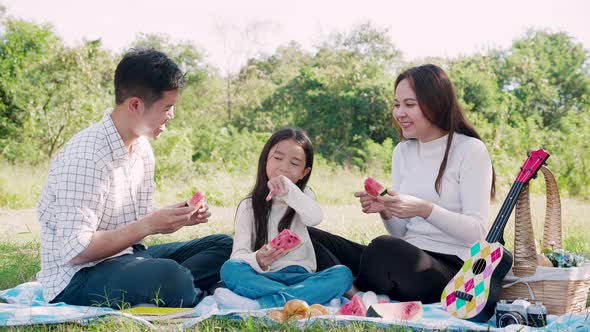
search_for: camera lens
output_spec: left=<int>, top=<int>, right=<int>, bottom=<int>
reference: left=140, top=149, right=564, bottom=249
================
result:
left=498, top=312, right=525, bottom=327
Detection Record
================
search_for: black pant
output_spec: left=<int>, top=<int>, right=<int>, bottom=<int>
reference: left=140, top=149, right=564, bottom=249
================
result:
left=309, top=228, right=463, bottom=304
left=52, top=234, right=233, bottom=308
left=308, top=227, right=366, bottom=276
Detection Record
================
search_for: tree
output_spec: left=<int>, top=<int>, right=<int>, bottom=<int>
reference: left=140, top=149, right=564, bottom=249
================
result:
left=0, top=19, right=60, bottom=159
left=0, top=19, right=114, bottom=161
left=20, top=41, right=114, bottom=158
left=128, top=33, right=224, bottom=129
left=213, top=20, right=282, bottom=122
left=230, top=41, right=312, bottom=131
left=449, top=55, right=501, bottom=120
left=499, top=30, right=590, bottom=127
left=256, top=23, right=403, bottom=165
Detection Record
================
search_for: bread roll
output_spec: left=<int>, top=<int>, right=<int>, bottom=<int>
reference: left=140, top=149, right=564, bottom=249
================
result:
left=266, top=309, right=287, bottom=323
left=284, top=299, right=309, bottom=316
left=310, top=303, right=330, bottom=316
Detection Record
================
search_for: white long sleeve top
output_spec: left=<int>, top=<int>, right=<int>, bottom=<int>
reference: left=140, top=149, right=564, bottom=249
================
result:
left=231, top=178, right=323, bottom=273
left=383, top=133, right=493, bottom=260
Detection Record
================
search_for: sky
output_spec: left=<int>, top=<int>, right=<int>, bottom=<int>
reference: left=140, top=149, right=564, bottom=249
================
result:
left=2, top=0, right=589, bottom=72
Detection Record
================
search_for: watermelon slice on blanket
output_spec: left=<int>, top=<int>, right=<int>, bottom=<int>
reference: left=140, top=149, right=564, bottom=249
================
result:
left=185, top=191, right=206, bottom=209
left=364, top=177, right=388, bottom=197
left=338, top=295, right=367, bottom=316
left=269, top=229, right=302, bottom=253
left=366, top=301, right=423, bottom=321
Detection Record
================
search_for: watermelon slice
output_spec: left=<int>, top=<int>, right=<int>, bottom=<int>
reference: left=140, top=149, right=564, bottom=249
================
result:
left=338, top=295, right=367, bottom=317
left=185, top=191, right=206, bottom=209
left=364, top=177, right=388, bottom=197
left=269, top=229, right=302, bottom=252
left=366, top=301, right=423, bottom=321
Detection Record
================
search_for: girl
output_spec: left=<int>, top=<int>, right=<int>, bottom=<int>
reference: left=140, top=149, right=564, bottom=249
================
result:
left=309, top=64, right=496, bottom=304
left=215, top=128, right=353, bottom=309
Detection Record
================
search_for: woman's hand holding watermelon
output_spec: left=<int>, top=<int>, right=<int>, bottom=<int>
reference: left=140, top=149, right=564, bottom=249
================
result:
left=354, top=191, right=393, bottom=220
left=376, top=192, right=433, bottom=219
left=256, top=245, right=287, bottom=271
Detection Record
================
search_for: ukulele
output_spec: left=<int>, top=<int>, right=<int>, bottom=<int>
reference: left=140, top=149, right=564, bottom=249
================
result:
left=440, top=148, right=550, bottom=322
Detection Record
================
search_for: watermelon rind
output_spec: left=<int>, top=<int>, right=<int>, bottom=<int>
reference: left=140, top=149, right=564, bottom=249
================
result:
left=365, top=302, right=423, bottom=321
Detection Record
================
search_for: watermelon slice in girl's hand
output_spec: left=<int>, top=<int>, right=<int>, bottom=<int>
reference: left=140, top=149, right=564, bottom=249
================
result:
left=269, top=229, right=302, bottom=253
left=364, top=177, right=388, bottom=197
left=338, top=295, right=367, bottom=316
left=185, top=191, right=206, bottom=209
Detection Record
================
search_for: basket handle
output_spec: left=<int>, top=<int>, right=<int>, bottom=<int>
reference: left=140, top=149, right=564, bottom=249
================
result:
left=512, top=166, right=562, bottom=277
left=540, top=166, right=562, bottom=249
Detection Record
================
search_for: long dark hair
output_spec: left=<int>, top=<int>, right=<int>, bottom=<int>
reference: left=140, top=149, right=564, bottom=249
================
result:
left=248, top=128, right=314, bottom=251
left=394, top=64, right=496, bottom=199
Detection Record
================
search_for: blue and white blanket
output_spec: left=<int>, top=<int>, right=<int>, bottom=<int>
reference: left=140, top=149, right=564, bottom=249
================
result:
left=1, top=282, right=589, bottom=331
left=0, top=282, right=154, bottom=328
left=187, top=295, right=590, bottom=331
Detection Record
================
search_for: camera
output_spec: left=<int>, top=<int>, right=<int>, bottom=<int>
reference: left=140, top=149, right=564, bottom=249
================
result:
left=495, top=299, right=547, bottom=328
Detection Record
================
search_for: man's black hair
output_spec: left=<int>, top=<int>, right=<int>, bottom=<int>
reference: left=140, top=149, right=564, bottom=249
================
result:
left=114, top=48, right=186, bottom=107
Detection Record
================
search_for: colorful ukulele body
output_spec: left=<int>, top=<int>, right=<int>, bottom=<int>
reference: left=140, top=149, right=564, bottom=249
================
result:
left=441, top=149, right=550, bottom=322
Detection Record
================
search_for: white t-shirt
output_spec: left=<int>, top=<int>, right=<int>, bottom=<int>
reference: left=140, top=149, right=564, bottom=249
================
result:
left=383, top=133, right=493, bottom=260
left=231, top=178, right=323, bottom=273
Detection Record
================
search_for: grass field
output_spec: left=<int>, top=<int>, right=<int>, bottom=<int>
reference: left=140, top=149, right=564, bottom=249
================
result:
left=0, top=164, right=589, bottom=331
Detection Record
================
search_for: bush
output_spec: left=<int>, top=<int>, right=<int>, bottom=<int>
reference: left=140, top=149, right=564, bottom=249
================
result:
left=151, top=129, right=195, bottom=186
left=189, top=126, right=269, bottom=174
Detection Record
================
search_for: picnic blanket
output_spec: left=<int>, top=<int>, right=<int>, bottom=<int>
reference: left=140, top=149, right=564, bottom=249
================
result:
left=188, top=294, right=590, bottom=331
left=0, top=282, right=154, bottom=328
left=1, top=282, right=589, bottom=331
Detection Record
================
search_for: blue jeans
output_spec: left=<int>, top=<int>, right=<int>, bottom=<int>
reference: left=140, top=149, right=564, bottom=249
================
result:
left=52, top=234, right=233, bottom=309
left=220, top=259, right=353, bottom=308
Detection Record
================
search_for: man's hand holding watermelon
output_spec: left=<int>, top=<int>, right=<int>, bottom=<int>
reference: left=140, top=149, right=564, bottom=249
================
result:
left=185, top=191, right=210, bottom=225
left=134, top=204, right=198, bottom=237
left=138, top=193, right=210, bottom=236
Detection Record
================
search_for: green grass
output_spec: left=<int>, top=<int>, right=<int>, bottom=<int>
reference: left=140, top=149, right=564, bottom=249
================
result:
left=0, top=317, right=420, bottom=331
left=0, top=161, right=387, bottom=209
left=154, top=162, right=390, bottom=208
left=0, top=163, right=47, bottom=209
left=0, top=241, right=40, bottom=291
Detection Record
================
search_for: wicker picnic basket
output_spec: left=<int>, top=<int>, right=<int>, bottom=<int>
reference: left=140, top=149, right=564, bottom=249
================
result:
left=500, top=166, right=590, bottom=315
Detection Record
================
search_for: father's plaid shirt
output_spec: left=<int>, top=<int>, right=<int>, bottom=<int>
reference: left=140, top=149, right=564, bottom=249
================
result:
left=37, top=111, right=156, bottom=301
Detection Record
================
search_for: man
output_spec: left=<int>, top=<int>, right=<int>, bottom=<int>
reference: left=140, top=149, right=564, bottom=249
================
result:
left=36, top=49, right=232, bottom=309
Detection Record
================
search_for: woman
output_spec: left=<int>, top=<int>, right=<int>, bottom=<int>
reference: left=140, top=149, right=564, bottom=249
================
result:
left=309, top=64, right=495, bottom=303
